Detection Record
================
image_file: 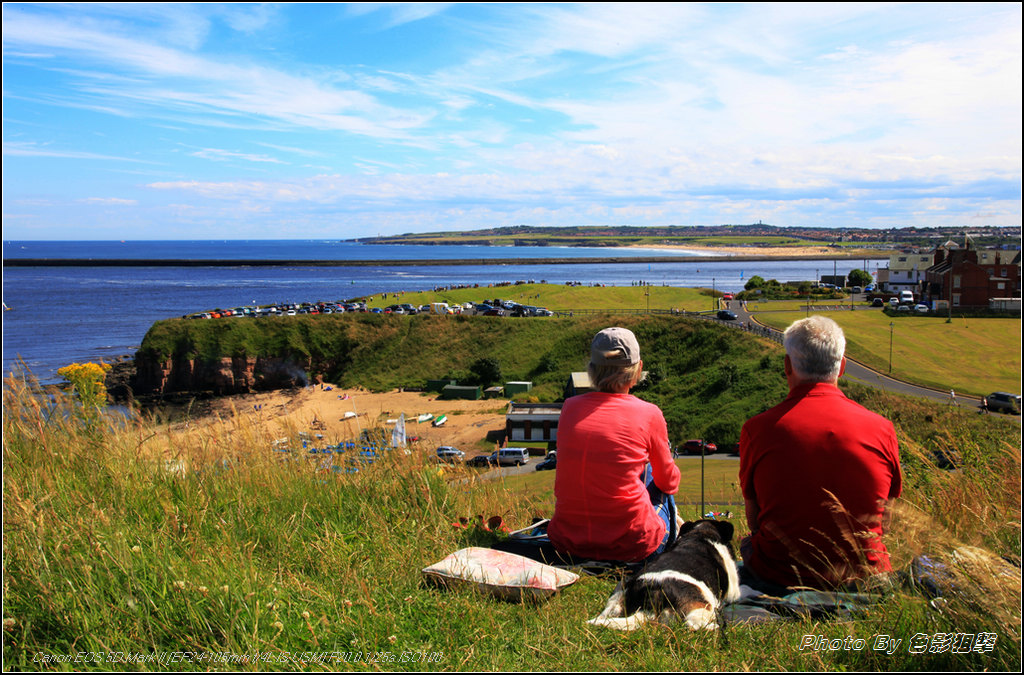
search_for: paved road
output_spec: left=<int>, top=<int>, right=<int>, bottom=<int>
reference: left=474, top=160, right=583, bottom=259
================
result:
left=721, top=300, right=1016, bottom=416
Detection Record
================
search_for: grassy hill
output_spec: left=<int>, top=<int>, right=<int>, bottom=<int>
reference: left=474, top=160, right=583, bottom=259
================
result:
left=139, top=312, right=786, bottom=446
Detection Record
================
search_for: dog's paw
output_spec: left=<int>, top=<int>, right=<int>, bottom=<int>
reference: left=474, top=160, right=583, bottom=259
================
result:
left=587, top=612, right=650, bottom=631
left=683, top=607, right=718, bottom=630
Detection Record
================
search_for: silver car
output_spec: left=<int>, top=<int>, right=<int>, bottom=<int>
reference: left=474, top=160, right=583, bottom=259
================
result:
left=985, top=392, right=1021, bottom=414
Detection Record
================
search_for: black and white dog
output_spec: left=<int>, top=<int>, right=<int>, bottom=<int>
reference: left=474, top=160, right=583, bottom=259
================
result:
left=588, top=519, right=741, bottom=631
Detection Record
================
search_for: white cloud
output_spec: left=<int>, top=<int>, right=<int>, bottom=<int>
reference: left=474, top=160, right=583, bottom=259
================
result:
left=2, top=142, right=153, bottom=163
left=79, top=197, right=138, bottom=205
left=190, top=148, right=286, bottom=164
left=2, top=7, right=433, bottom=140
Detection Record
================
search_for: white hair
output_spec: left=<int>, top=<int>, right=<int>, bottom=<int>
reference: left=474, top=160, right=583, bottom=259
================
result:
left=783, top=316, right=846, bottom=383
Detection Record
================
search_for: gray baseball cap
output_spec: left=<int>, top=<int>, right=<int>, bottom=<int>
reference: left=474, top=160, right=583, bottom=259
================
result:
left=591, top=327, right=641, bottom=366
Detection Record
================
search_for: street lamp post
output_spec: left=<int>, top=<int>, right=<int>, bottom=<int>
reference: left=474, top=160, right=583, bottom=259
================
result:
left=888, top=321, right=894, bottom=374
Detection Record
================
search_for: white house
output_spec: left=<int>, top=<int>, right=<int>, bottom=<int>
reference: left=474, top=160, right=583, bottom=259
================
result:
left=878, top=251, right=934, bottom=294
left=504, top=402, right=562, bottom=446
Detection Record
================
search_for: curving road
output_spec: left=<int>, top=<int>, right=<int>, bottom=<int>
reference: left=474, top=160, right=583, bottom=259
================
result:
left=721, top=299, right=1016, bottom=415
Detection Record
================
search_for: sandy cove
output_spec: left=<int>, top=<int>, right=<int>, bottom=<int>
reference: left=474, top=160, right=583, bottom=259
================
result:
left=188, top=385, right=510, bottom=457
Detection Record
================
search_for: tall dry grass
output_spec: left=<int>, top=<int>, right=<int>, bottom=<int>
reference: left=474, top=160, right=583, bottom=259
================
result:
left=3, top=371, right=1020, bottom=671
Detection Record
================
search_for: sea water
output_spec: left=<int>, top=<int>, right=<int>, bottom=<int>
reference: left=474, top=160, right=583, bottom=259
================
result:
left=2, top=240, right=883, bottom=384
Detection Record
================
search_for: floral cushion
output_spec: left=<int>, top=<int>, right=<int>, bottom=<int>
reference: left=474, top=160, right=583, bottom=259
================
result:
left=422, top=547, right=580, bottom=603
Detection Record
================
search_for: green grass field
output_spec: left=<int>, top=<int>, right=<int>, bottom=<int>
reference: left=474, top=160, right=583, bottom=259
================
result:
left=488, top=456, right=742, bottom=521
left=753, top=310, right=1021, bottom=397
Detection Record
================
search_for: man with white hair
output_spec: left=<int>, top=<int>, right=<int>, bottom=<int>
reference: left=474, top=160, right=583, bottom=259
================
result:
left=739, top=316, right=902, bottom=591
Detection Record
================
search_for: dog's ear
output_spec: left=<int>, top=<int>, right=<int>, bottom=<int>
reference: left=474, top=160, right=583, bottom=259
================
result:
left=677, top=520, right=698, bottom=538
left=713, top=520, right=734, bottom=544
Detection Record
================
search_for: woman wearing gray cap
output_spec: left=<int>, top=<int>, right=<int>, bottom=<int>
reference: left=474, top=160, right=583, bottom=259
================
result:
left=547, top=327, right=681, bottom=563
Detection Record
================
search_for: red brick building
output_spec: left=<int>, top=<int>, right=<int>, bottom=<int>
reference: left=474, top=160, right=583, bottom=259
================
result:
left=923, top=243, right=1021, bottom=309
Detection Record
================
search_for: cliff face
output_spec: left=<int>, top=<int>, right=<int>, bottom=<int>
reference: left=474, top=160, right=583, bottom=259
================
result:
left=131, top=354, right=311, bottom=397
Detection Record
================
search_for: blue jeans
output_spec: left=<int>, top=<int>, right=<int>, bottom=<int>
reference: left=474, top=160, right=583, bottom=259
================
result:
left=642, top=463, right=678, bottom=560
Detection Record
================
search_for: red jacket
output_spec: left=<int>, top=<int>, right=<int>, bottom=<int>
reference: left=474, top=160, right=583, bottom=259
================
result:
left=740, top=382, right=902, bottom=588
left=548, top=392, right=680, bottom=562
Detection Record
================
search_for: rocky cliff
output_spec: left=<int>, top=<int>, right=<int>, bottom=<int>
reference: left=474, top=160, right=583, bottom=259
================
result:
left=122, top=353, right=313, bottom=399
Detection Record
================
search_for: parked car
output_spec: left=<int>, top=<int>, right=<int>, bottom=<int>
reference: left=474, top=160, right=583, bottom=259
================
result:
left=490, top=447, right=530, bottom=466
left=889, top=297, right=900, bottom=307
left=717, top=310, right=737, bottom=320
left=871, top=298, right=884, bottom=307
left=679, top=439, right=715, bottom=456
left=985, top=392, right=1021, bottom=414
left=535, top=451, right=557, bottom=471
left=913, top=304, right=930, bottom=314
left=896, top=305, right=911, bottom=312
left=435, top=446, right=465, bottom=463
left=465, top=455, right=496, bottom=468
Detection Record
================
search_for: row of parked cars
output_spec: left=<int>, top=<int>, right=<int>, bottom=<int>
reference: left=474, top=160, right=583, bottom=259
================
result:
left=189, top=298, right=556, bottom=320
left=424, top=300, right=555, bottom=317
left=189, top=301, right=371, bottom=319
left=440, top=440, right=740, bottom=468
left=435, top=446, right=535, bottom=467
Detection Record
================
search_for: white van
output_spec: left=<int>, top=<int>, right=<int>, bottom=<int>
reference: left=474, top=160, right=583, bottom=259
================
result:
left=900, top=290, right=915, bottom=305
left=490, top=447, right=531, bottom=466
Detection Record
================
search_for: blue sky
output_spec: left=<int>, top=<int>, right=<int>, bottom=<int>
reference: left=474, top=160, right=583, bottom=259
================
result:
left=2, top=2, right=1021, bottom=240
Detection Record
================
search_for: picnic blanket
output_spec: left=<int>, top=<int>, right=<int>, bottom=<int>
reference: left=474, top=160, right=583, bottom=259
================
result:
left=725, top=584, right=885, bottom=624
left=490, top=519, right=887, bottom=621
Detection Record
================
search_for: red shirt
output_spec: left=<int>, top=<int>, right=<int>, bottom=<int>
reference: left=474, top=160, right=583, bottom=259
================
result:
left=739, top=382, right=902, bottom=588
left=548, top=392, right=680, bottom=562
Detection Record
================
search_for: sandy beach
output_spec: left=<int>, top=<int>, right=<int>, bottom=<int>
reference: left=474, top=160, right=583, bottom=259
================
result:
left=634, top=243, right=854, bottom=258
left=193, top=385, right=510, bottom=457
